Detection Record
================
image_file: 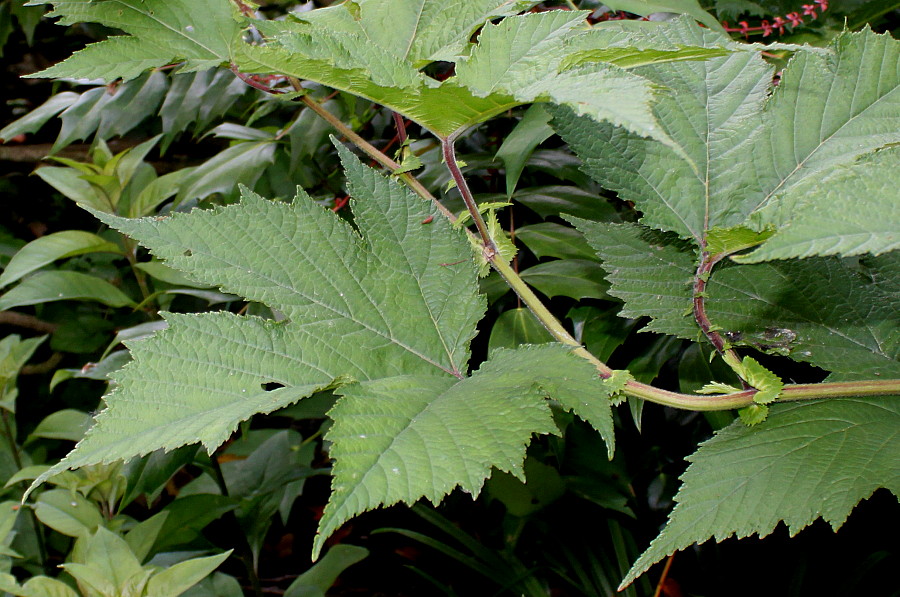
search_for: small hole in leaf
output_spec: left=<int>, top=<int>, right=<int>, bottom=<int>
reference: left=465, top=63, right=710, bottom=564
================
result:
left=183, top=250, right=192, bottom=257
left=262, top=382, right=285, bottom=392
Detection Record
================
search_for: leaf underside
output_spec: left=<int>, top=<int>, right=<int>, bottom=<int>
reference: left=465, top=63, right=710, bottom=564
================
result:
left=553, top=25, right=899, bottom=253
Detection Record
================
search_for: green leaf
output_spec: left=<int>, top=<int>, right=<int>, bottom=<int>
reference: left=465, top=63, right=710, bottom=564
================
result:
left=62, top=527, right=147, bottom=596
left=704, top=226, right=774, bottom=257
left=512, top=185, right=620, bottom=221
left=0, top=271, right=136, bottom=310
left=621, top=397, right=900, bottom=588
left=570, top=219, right=696, bottom=337
left=283, top=545, right=368, bottom=597
left=291, top=0, right=538, bottom=68
left=316, top=343, right=614, bottom=557
left=733, top=356, right=782, bottom=405
left=736, top=148, right=900, bottom=262
left=576, top=219, right=899, bottom=377
left=703, top=257, right=899, bottom=377
left=495, top=104, right=554, bottom=197
left=145, top=551, right=232, bottom=597
left=33, top=166, right=102, bottom=209
left=568, top=305, right=639, bottom=362
left=33, top=489, right=104, bottom=539
left=0, top=231, right=122, bottom=289
left=30, top=0, right=243, bottom=82
left=516, top=222, right=596, bottom=261
left=1, top=334, right=46, bottom=411
left=159, top=70, right=250, bottom=153
left=455, top=11, right=672, bottom=144
left=151, top=495, right=237, bottom=552
left=519, top=259, right=610, bottom=300
left=124, top=511, right=169, bottom=563
left=121, top=445, right=199, bottom=507
left=0, top=575, right=80, bottom=597
left=488, top=308, right=553, bottom=352
left=747, top=29, right=900, bottom=219
left=174, top=141, right=277, bottom=205
left=553, top=26, right=899, bottom=249
left=737, top=403, right=768, bottom=426
left=25, top=409, right=93, bottom=444
left=0, top=92, right=79, bottom=142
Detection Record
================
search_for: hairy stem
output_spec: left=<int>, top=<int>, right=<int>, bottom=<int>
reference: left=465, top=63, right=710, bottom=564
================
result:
left=693, top=252, right=749, bottom=388
left=442, top=134, right=496, bottom=255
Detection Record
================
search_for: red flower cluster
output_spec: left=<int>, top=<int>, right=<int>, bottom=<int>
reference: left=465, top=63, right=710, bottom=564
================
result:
left=726, top=0, right=828, bottom=37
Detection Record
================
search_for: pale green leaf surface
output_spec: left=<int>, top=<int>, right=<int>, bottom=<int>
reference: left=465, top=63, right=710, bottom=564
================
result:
left=34, top=166, right=98, bottom=207
left=554, top=26, right=899, bottom=248
left=236, top=42, right=517, bottom=138
left=239, top=6, right=683, bottom=140
left=552, top=19, right=772, bottom=242
left=0, top=271, right=136, bottom=310
left=455, top=10, right=586, bottom=97
left=317, top=344, right=614, bottom=557
left=0, top=575, right=80, bottom=597
left=62, top=527, right=146, bottom=595
left=30, top=0, right=241, bottom=82
left=621, top=396, right=900, bottom=588
left=456, top=12, right=672, bottom=147
left=292, top=0, right=538, bottom=66
left=738, top=148, right=900, bottom=262
left=749, top=29, right=900, bottom=217
left=0, top=231, right=122, bottom=289
left=33, top=489, right=103, bottom=539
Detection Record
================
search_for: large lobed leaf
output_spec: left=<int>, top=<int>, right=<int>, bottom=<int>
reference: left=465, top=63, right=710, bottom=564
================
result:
left=553, top=23, right=899, bottom=256
left=558, top=24, right=900, bottom=584
left=620, top=395, right=900, bottom=588
left=29, top=145, right=617, bottom=555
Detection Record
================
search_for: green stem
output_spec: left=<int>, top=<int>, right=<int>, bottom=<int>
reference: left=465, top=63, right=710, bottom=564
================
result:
left=297, top=92, right=900, bottom=413
left=288, top=79, right=457, bottom=221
